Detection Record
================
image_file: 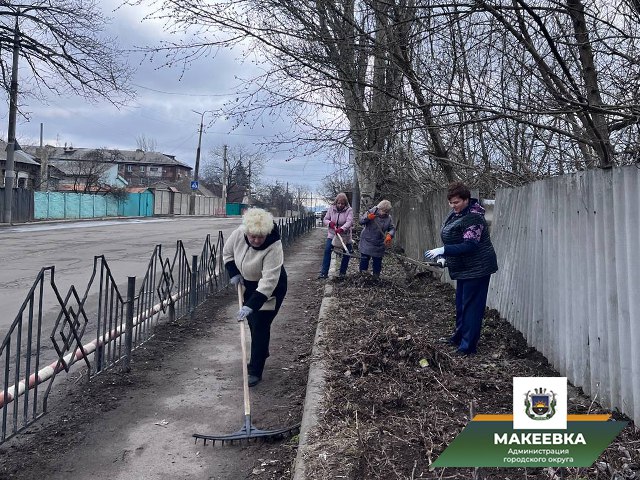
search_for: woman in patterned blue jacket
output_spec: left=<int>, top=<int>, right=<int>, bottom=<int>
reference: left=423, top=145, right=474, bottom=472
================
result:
left=424, top=182, right=498, bottom=356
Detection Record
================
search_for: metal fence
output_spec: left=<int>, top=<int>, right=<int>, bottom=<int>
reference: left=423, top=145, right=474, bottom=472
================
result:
left=33, top=191, right=154, bottom=220
left=0, top=188, right=34, bottom=223
left=279, top=214, right=316, bottom=247
left=395, top=166, right=640, bottom=426
left=487, top=165, right=640, bottom=426
left=0, top=214, right=314, bottom=443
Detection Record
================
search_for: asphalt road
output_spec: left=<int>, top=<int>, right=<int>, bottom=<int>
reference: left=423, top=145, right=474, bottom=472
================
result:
left=0, top=216, right=243, bottom=337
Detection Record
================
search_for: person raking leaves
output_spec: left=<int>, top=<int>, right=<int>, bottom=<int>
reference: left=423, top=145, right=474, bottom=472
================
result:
left=223, top=208, right=288, bottom=387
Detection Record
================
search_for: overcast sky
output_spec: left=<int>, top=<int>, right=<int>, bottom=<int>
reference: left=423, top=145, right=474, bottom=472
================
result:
left=5, top=1, right=339, bottom=201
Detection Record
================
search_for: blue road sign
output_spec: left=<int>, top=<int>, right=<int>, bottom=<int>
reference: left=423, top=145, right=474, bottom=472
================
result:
left=191, top=181, right=199, bottom=190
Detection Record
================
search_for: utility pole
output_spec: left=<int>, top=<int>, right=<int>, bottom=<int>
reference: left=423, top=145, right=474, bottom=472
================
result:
left=247, top=158, right=252, bottom=202
left=190, top=110, right=210, bottom=215
left=38, top=123, right=48, bottom=191
left=194, top=113, right=204, bottom=184
left=3, top=12, right=20, bottom=224
left=221, top=145, right=228, bottom=216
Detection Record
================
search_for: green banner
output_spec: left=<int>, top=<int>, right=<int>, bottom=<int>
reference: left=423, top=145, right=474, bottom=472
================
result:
left=431, top=420, right=627, bottom=468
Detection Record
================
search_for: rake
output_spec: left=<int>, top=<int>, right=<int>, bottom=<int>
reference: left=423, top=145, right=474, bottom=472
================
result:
left=332, top=230, right=445, bottom=271
left=192, top=284, right=300, bottom=446
left=332, top=231, right=362, bottom=259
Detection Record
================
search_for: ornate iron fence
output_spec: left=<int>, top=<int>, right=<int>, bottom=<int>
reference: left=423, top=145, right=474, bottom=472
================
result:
left=0, top=214, right=314, bottom=444
left=0, top=232, right=224, bottom=443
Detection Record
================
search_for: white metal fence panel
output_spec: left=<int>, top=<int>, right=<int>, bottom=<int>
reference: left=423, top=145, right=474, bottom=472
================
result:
left=153, top=190, right=171, bottom=215
left=395, top=188, right=482, bottom=286
left=488, top=165, right=640, bottom=424
left=194, top=196, right=223, bottom=215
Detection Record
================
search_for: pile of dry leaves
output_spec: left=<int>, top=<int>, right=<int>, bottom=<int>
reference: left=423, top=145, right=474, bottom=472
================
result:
left=301, top=257, right=640, bottom=480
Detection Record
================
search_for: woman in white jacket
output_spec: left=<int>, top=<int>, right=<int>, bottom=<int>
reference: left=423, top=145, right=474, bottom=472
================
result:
left=223, top=208, right=287, bottom=387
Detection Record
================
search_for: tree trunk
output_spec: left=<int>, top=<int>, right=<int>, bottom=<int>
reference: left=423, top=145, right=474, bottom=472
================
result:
left=565, top=0, right=615, bottom=168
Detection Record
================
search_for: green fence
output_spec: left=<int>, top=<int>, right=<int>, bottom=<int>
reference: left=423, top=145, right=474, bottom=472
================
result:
left=34, top=191, right=154, bottom=220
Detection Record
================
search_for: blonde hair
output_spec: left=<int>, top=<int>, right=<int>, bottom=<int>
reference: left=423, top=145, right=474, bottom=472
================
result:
left=242, top=208, right=274, bottom=236
left=377, top=199, right=392, bottom=212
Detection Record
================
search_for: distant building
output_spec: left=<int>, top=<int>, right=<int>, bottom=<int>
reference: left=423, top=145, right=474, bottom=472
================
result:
left=24, top=145, right=192, bottom=190
left=116, top=149, right=192, bottom=186
left=0, top=140, right=41, bottom=189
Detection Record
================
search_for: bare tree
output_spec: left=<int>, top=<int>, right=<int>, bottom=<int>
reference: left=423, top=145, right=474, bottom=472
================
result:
left=319, top=168, right=354, bottom=204
left=127, top=0, right=640, bottom=201
left=55, top=148, right=120, bottom=193
left=200, top=144, right=265, bottom=194
left=124, top=0, right=412, bottom=210
left=135, top=134, right=158, bottom=152
left=252, top=180, right=307, bottom=216
left=0, top=1, right=133, bottom=105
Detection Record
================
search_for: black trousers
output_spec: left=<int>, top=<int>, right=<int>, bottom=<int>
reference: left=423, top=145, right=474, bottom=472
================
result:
left=246, top=308, right=278, bottom=378
left=243, top=269, right=287, bottom=379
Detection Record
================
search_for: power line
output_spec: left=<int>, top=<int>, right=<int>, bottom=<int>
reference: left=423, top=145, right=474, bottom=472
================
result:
left=132, top=83, right=239, bottom=98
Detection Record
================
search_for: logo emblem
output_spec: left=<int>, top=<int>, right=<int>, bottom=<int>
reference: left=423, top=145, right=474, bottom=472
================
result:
left=525, top=388, right=556, bottom=420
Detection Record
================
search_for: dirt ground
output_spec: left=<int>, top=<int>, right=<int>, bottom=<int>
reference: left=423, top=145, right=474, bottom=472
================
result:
left=0, top=229, right=325, bottom=480
left=0, top=228, right=638, bottom=480
left=300, top=253, right=640, bottom=479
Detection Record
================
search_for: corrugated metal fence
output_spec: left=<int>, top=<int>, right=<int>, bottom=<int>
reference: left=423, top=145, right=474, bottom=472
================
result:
left=0, top=188, right=33, bottom=223
left=488, top=165, right=640, bottom=425
left=34, top=191, right=154, bottom=219
left=395, top=165, right=640, bottom=424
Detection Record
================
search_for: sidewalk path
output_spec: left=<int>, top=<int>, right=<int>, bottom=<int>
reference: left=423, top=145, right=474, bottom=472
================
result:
left=0, top=228, right=327, bottom=480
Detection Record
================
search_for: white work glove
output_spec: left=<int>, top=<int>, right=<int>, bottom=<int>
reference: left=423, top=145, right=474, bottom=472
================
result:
left=237, top=306, right=253, bottom=321
left=229, top=274, right=244, bottom=286
left=424, top=246, right=445, bottom=260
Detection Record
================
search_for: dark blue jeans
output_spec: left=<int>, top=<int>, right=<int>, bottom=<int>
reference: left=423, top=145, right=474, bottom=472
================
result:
left=359, top=253, right=383, bottom=275
left=451, top=275, right=491, bottom=354
left=320, top=238, right=353, bottom=275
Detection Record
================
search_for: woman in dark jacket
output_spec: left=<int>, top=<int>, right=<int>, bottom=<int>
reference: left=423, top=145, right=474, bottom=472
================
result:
left=359, top=199, right=395, bottom=278
left=424, top=182, right=498, bottom=356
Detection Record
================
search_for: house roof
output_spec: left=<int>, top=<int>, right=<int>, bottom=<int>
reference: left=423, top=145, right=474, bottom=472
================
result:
left=23, top=145, right=192, bottom=170
left=47, top=159, right=119, bottom=176
left=0, top=140, right=40, bottom=165
left=125, top=186, right=151, bottom=193
left=57, top=184, right=112, bottom=193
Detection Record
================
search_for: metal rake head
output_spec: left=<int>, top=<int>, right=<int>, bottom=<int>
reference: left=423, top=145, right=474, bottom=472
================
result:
left=193, top=415, right=300, bottom=446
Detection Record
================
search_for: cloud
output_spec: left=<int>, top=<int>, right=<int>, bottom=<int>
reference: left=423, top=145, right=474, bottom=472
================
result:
left=4, top=0, right=337, bottom=193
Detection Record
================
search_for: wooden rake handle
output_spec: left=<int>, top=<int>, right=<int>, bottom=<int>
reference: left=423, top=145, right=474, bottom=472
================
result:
left=335, top=231, right=349, bottom=253
left=237, top=284, right=252, bottom=416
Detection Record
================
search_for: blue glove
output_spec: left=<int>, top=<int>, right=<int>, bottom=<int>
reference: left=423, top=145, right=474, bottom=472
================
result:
left=237, top=306, right=253, bottom=321
left=424, top=247, right=445, bottom=260
left=230, top=274, right=244, bottom=286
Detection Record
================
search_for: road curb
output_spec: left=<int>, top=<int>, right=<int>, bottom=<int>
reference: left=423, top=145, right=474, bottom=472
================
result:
left=291, top=262, right=336, bottom=480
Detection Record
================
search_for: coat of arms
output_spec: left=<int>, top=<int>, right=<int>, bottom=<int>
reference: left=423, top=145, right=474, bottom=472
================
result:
left=524, top=388, right=557, bottom=420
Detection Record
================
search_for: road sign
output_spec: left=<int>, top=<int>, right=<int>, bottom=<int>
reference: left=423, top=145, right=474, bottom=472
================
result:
left=191, top=181, right=199, bottom=190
